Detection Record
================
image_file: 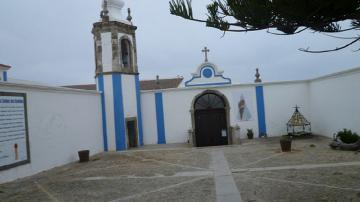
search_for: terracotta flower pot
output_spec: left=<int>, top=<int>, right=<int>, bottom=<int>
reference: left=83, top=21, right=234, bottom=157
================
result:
left=280, top=139, right=292, bottom=152
left=78, top=150, right=90, bottom=163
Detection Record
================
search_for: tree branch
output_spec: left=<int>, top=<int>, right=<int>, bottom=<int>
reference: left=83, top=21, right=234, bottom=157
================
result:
left=170, top=0, right=360, bottom=53
left=267, top=27, right=309, bottom=35
left=322, top=33, right=359, bottom=40
left=321, top=26, right=360, bottom=33
left=226, top=27, right=266, bottom=32
left=299, top=37, right=360, bottom=53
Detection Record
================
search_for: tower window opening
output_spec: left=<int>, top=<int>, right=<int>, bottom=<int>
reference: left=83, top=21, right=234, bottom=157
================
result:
left=121, top=39, right=132, bottom=68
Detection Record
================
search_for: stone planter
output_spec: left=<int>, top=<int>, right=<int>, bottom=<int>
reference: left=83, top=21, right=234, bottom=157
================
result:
left=78, top=150, right=90, bottom=163
left=330, top=140, right=360, bottom=151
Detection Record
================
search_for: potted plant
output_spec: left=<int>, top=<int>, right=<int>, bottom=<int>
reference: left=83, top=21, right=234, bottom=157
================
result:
left=78, top=150, right=90, bottom=163
left=247, top=129, right=254, bottom=139
left=280, top=135, right=292, bottom=152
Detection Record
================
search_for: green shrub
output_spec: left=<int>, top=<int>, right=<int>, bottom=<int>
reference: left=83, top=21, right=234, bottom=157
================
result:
left=336, top=129, right=360, bottom=144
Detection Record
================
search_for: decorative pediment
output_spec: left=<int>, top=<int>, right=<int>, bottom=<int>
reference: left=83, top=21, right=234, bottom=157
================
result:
left=185, top=62, right=232, bottom=87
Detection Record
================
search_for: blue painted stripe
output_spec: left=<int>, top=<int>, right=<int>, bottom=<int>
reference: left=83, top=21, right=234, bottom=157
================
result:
left=112, top=74, right=126, bottom=150
left=155, top=92, right=166, bottom=144
left=3, top=72, right=7, bottom=82
left=256, top=86, right=267, bottom=137
left=97, top=75, right=108, bottom=151
left=135, top=75, right=144, bottom=146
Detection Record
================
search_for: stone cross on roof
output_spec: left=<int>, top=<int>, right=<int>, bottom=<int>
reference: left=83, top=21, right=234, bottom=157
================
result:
left=202, top=47, right=210, bottom=62
left=294, top=105, right=300, bottom=112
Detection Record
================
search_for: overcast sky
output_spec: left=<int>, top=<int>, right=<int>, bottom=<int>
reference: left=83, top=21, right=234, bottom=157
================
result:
left=0, top=0, right=359, bottom=86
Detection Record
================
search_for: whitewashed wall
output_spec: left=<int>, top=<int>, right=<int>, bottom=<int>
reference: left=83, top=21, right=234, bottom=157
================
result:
left=101, top=32, right=112, bottom=72
left=221, top=86, right=259, bottom=139
left=141, top=90, right=199, bottom=145
left=0, top=83, right=103, bottom=183
left=141, top=85, right=262, bottom=144
left=162, top=89, right=202, bottom=144
left=309, top=68, right=360, bottom=137
left=122, top=75, right=137, bottom=118
left=141, top=67, right=360, bottom=145
left=141, top=92, right=157, bottom=144
left=263, top=82, right=310, bottom=137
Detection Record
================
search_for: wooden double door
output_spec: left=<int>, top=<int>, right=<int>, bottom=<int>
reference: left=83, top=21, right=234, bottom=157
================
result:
left=195, top=108, right=228, bottom=147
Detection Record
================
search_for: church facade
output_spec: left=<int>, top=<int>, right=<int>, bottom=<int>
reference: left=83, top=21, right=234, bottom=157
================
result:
left=1, top=0, right=360, bottom=183
left=89, top=0, right=360, bottom=151
left=91, top=0, right=267, bottom=151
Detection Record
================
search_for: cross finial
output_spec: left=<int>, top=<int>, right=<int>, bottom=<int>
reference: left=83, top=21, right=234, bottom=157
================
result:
left=101, top=0, right=109, bottom=22
left=202, top=47, right=210, bottom=62
left=156, top=75, right=160, bottom=85
left=127, top=8, right=133, bottom=22
left=294, top=105, right=300, bottom=112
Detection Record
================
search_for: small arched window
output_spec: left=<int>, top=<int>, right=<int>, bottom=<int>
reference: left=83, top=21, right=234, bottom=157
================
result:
left=194, top=93, right=225, bottom=110
left=120, top=39, right=132, bottom=68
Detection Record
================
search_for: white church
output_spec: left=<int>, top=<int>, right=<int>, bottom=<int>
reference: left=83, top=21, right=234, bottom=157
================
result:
left=0, top=0, right=359, bottom=183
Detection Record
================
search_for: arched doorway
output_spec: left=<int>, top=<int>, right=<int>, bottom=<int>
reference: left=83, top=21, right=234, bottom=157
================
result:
left=193, top=91, right=229, bottom=147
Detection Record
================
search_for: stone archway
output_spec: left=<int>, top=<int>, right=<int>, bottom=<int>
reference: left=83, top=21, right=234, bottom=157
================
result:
left=190, top=90, right=231, bottom=147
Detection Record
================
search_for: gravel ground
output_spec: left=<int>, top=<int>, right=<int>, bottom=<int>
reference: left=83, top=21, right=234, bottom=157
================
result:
left=0, top=135, right=359, bottom=202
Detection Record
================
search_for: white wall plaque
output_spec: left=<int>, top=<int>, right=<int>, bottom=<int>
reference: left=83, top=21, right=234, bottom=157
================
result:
left=221, top=130, right=227, bottom=137
left=0, top=92, right=30, bottom=171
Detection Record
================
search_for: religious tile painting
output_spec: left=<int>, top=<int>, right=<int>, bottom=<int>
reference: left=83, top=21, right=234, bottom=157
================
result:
left=232, top=91, right=254, bottom=122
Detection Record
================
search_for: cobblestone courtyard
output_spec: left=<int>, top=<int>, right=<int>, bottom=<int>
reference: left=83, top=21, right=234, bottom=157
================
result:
left=1, top=136, right=360, bottom=202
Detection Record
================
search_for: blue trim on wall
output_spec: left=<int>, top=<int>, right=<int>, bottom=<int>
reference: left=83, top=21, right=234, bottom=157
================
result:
left=185, top=66, right=232, bottom=87
left=3, top=72, right=7, bottom=82
left=112, top=74, right=127, bottom=151
left=256, top=86, right=267, bottom=137
left=97, top=75, right=108, bottom=151
left=135, top=75, right=144, bottom=146
left=155, top=92, right=166, bottom=144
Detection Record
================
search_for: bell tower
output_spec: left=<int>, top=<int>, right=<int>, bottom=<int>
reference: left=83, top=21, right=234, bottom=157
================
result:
left=92, top=0, right=143, bottom=151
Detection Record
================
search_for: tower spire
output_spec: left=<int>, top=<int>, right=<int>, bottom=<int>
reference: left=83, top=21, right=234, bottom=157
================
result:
left=93, top=0, right=142, bottom=151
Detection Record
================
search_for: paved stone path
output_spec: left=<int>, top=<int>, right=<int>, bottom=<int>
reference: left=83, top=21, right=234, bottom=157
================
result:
left=210, top=149, right=242, bottom=202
